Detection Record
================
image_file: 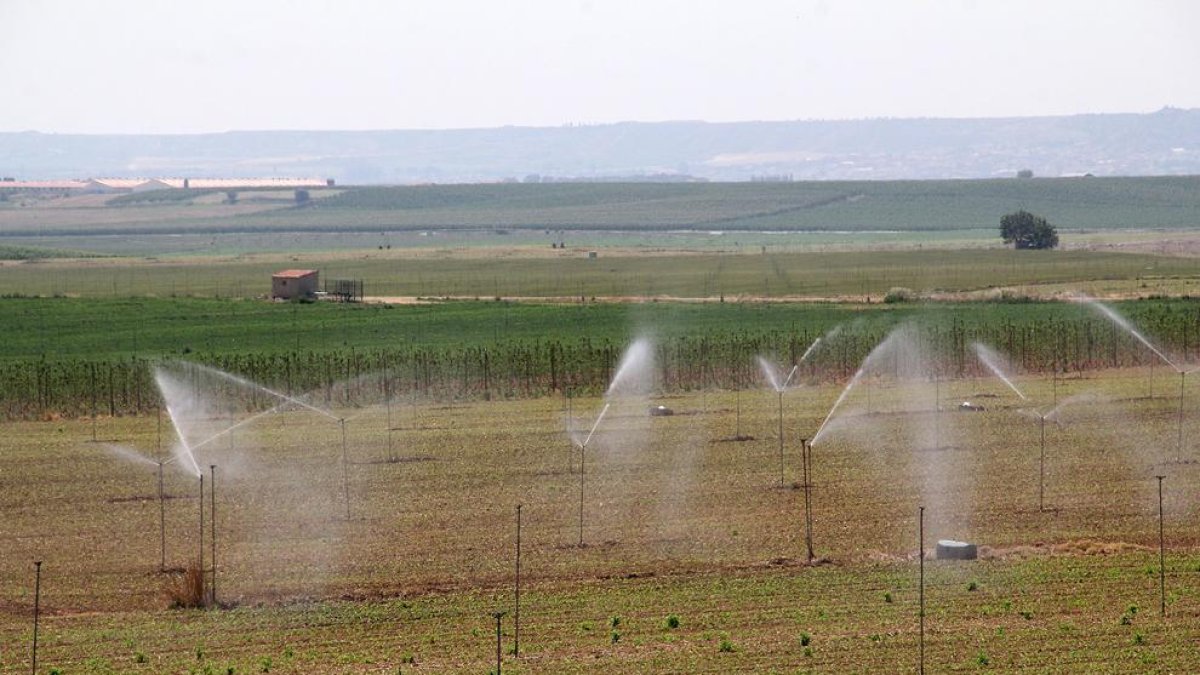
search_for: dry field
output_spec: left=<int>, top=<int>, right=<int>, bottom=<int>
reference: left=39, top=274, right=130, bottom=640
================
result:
left=1, top=368, right=1198, bottom=672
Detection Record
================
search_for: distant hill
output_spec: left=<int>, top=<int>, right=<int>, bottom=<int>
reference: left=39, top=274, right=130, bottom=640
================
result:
left=2, top=108, right=1198, bottom=183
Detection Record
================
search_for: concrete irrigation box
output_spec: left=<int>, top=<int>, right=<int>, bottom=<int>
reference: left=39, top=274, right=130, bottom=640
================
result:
left=936, top=539, right=978, bottom=560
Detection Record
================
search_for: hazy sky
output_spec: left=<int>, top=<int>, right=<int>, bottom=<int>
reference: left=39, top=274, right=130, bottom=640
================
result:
left=2, top=0, right=1197, bottom=134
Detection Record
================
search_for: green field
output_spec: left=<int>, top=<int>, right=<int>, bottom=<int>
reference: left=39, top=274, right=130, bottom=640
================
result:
left=1, top=373, right=1197, bottom=672
left=5, top=295, right=1200, bottom=362
left=1, top=248, right=1197, bottom=300
left=0, top=178, right=1197, bottom=255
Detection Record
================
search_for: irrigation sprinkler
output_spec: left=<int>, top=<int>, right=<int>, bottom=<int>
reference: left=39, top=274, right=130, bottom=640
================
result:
left=491, top=610, right=507, bottom=674
left=576, top=403, right=610, bottom=547
left=514, top=504, right=522, bottom=658
left=1156, top=475, right=1166, bottom=616
left=32, top=560, right=42, bottom=675
left=210, top=465, right=217, bottom=607
left=776, top=364, right=798, bottom=488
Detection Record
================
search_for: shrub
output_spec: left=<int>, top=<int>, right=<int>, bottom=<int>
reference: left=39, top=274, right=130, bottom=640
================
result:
left=884, top=287, right=916, bottom=303
left=718, top=638, right=736, bottom=653
left=883, top=592, right=893, bottom=604
left=976, top=651, right=990, bottom=666
left=799, top=632, right=812, bottom=647
left=664, top=614, right=680, bottom=630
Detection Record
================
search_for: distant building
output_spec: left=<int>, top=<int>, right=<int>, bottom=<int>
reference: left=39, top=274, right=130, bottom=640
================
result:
left=0, top=180, right=88, bottom=194
left=271, top=269, right=319, bottom=300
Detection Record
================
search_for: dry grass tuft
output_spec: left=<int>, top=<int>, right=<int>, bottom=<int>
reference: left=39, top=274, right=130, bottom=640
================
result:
left=164, top=563, right=206, bottom=609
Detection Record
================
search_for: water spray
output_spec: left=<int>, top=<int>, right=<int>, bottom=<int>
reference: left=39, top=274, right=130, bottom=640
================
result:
left=1080, top=297, right=1192, bottom=455
left=1082, top=297, right=1178, bottom=370
left=811, top=367, right=865, bottom=446
left=971, top=343, right=1027, bottom=401
left=184, top=362, right=339, bottom=421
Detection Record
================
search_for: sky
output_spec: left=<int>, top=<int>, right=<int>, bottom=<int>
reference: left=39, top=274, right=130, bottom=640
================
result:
left=1, top=0, right=1197, bottom=134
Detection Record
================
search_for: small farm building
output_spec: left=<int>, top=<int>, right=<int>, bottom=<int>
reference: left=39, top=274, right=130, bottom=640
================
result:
left=272, top=269, right=319, bottom=300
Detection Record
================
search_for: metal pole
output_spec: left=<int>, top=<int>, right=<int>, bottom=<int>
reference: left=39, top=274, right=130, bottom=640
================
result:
left=515, top=504, right=522, bottom=658
left=32, top=560, right=42, bottom=675
left=866, top=373, right=872, bottom=415
left=778, top=390, right=785, bottom=488
left=803, top=438, right=814, bottom=562
left=735, top=389, right=741, bottom=438
left=385, top=376, right=394, bottom=462
left=340, top=418, right=351, bottom=520
left=91, top=363, right=97, bottom=442
left=1157, top=475, right=1166, bottom=616
left=158, top=462, right=166, bottom=572
left=567, top=391, right=574, bottom=472
left=933, top=372, right=940, bottom=450
left=210, top=465, right=217, bottom=607
left=1039, top=415, right=1046, bottom=512
left=492, top=611, right=506, bottom=674
left=1177, top=372, right=1185, bottom=455
left=198, top=474, right=204, bottom=589
left=578, top=445, right=585, bottom=546
left=919, top=506, right=925, bottom=675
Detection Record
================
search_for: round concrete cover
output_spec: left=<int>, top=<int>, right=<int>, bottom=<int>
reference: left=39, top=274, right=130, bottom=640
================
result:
left=936, top=539, right=978, bottom=560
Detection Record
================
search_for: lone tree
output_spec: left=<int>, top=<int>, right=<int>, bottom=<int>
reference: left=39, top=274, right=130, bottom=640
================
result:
left=1000, top=210, right=1059, bottom=249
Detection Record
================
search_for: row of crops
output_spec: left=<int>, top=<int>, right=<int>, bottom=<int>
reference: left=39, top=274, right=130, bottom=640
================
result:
left=5, top=310, right=1200, bottom=420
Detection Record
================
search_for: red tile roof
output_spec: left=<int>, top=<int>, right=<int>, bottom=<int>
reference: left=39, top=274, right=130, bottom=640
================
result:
left=272, top=269, right=318, bottom=279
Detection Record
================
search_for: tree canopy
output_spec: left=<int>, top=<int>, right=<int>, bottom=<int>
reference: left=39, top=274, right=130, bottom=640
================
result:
left=1000, top=210, right=1059, bottom=249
